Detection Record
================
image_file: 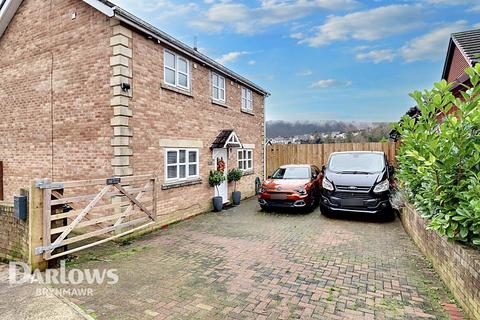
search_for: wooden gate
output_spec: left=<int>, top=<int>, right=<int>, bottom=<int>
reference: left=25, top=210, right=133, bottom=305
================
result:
left=35, top=174, right=157, bottom=260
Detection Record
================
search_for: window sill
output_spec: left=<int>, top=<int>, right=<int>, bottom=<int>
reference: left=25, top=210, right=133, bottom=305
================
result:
left=242, top=170, right=254, bottom=176
left=241, top=109, right=254, bottom=116
left=161, top=83, right=194, bottom=98
left=212, top=100, right=229, bottom=108
left=162, top=178, right=202, bottom=190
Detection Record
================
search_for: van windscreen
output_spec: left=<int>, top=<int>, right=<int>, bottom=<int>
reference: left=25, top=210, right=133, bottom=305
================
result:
left=328, top=153, right=385, bottom=173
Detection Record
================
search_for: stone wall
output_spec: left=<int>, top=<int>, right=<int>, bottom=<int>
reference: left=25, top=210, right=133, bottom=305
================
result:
left=0, top=201, right=28, bottom=262
left=401, top=204, right=480, bottom=319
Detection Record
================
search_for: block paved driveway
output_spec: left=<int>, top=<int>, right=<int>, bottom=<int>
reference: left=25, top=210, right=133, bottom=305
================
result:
left=64, top=198, right=461, bottom=320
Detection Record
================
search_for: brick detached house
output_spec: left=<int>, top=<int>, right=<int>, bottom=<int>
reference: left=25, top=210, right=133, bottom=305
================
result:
left=441, top=29, right=479, bottom=99
left=0, top=0, right=268, bottom=221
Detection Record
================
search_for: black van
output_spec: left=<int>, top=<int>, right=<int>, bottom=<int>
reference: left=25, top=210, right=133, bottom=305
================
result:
left=320, top=151, right=394, bottom=215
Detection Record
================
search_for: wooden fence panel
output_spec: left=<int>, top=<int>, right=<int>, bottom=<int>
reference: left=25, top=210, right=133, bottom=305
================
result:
left=266, top=142, right=400, bottom=175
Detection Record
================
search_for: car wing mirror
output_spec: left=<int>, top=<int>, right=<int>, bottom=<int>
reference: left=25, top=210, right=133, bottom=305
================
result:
left=388, top=165, right=395, bottom=176
left=267, top=175, right=272, bottom=179
left=321, top=165, right=326, bottom=173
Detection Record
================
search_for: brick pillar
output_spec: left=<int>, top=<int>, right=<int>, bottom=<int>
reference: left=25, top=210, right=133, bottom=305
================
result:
left=110, top=19, right=134, bottom=178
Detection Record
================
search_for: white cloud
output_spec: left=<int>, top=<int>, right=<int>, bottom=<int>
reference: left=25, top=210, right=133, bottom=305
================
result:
left=356, top=49, right=395, bottom=63
left=111, top=0, right=198, bottom=20
left=309, top=79, right=352, bottom=88
left=300, top=4, right=424, bottom=47
left=190, top=0, right=359, bottom=34
left=216, top=51, right=250, bottom=65
left=297, top=69, right=313, bottom=76
left=399, top=20, right=468, bottom=63
left=469, top=4, right=480, bottom=12
left=248, top=60, right=257, bottom=65
left=422, top=0, right=475, bottom=4
left=290, top=32, right=305, bottom=40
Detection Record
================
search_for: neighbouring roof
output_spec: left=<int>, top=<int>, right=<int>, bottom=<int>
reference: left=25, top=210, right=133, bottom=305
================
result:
left=0, top=0, right=269, bottom=96
left=211, top=130, right=242, bottom=149
left=442, top=28, right=480, bottom=80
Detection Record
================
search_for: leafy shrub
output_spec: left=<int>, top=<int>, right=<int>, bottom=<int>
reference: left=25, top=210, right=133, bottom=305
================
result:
left=394, top=64, right=480, bottom=246
left=227, top=168, right=243, bottom=192
left=209, top=170, right=226, bottom=196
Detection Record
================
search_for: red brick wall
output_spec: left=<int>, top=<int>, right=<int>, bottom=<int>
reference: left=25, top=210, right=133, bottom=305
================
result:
left=0, top=202, right=28, bottom=262
left=446, top=45, right=470, bottom=83
left=0, top=0, right=112, bottom=199
left=128, top=30, right=265, bottom=222
left=401, top=204, right=480, bottom=319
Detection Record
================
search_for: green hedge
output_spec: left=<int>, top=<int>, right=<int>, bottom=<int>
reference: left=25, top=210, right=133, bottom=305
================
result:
left=394, top=64, right=480, bottom=246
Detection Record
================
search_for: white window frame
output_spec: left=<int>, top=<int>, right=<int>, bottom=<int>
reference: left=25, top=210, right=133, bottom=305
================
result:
left=212, top=72, right=226, bottom=102
left=241, top=87, right=253, bottom=112
left=165, top=148, right=199, bottom=182
left=237, top=149, right=253, bottom=171
left=163, top=49, right=190, bottom=91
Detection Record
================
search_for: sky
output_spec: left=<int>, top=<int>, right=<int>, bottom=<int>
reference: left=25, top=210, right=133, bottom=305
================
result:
left=110, top=0, right=480, bottom=123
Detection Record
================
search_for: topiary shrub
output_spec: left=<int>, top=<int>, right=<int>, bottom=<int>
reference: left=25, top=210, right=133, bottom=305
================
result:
left=209, top=170, right=226, bottom=197
left=227, top=168, right=243, bottom=192
left=394, top=64, right=480, bottom=246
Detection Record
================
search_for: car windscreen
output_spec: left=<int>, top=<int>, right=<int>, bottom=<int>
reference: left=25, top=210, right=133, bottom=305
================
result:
left=328, top=153, right=385, bottom=173
left=272, top=167, right=310, bottom=179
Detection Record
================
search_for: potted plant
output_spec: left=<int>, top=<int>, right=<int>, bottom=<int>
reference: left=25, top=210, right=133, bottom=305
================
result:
left=209, top=170, right=225, bottom=212
left=227, top=168, right=243, bottom=205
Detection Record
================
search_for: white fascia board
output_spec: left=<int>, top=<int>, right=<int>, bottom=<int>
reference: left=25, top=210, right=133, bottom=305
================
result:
left=0, top=0, right=23, bottom=39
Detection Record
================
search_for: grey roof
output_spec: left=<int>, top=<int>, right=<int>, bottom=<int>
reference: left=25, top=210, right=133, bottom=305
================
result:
left=452, top=29, right=480, bottom=63
left=211, top=130, right=234, bottom=149
left=99, top=0, right=269, bottom=96
left=442, top=28, right=480, bottom=80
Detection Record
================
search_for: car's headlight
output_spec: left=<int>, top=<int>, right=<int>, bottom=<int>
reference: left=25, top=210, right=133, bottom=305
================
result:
left=322, top=179, right=334, bottom=191
left=373, top=180, right=390, bottom=193
left=259, top=187, right=267, bottom=193
left=294, top=188, right=307, bottom=195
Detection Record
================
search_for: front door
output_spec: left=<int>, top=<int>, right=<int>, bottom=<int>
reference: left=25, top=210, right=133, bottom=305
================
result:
left=213, top=148, right=228, bottom=204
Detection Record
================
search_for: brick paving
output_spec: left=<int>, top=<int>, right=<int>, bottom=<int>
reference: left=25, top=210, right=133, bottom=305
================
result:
left=62, top=198, right=462, bottom=319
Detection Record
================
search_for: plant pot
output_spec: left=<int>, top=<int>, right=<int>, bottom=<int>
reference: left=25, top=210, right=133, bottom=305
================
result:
left=212, top=196, right=223, bottom=212
left=232, top=191, right=241, bottom=205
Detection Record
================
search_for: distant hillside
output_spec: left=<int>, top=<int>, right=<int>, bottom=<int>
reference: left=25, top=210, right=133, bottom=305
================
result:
left=266, top=120, right=390, bottom=139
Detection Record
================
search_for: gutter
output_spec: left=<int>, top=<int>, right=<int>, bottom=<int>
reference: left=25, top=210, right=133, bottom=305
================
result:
left=111, top=7, right=270, bottom=97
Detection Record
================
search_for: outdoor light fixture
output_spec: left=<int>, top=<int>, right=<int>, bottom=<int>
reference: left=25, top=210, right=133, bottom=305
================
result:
left=121, top=83, right=131, bottom=92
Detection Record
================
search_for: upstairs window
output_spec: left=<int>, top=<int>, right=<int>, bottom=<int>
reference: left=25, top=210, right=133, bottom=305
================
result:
left=241, top=87, right=253, bottom=112
left=164, top=50, right=190, bottom=90
left=212, top=73, right=226, bottom=102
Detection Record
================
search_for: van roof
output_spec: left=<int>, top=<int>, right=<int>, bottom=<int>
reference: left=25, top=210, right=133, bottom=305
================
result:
left=330, top=151, right=385, bottom=155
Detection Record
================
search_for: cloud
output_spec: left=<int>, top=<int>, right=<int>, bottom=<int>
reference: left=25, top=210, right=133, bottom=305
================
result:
left=216, top=51, right=250, bottom=65
left=422, top=0, right=475, bottom=4
left=111, top=0, right=198, bottom=20
left=190, top=0, right=359, bottom=35
left=399, top=20, right=468, bottom=63
left=290, top=32, right=305, bottom=40
left=297, top=69, right=313, bottom=76
left=309, top=79, right=352, bottom=88
left=356, top=49, right=395, bottom=63
left=300, top=4, right=424, bottom=47
left=468, top=5, right=480, bottom=12
left=248, top=60, right=257, bottom=65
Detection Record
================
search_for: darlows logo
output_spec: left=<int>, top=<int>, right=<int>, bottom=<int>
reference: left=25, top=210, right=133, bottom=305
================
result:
left=9, top=261, right=119, bottom=285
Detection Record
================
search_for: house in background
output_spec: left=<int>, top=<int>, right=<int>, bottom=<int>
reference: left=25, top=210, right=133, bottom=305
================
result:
left=0, top=0, right=268, bottom=223
left=441, top=28, right=480, bottom=97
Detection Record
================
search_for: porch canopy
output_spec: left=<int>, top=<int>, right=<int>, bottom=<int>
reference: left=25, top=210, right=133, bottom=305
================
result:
left=211, top=130, right=242, bottom=149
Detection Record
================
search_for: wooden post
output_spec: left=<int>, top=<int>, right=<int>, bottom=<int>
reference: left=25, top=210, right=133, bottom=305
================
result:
left=28, top=179, right=48, bottom=271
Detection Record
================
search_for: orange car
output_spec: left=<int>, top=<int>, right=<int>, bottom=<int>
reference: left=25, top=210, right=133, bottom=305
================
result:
left=258, top=164, right=322, bottom=211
